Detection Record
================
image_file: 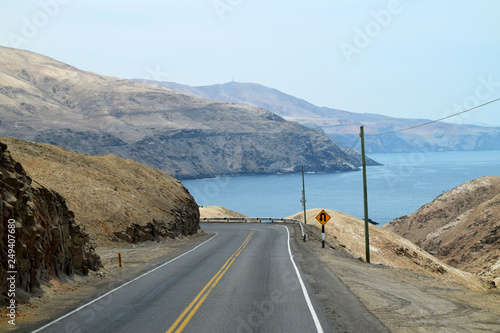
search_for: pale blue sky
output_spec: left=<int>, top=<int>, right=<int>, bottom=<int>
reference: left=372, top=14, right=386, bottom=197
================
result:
left=2, top=0, right=500, bottom=126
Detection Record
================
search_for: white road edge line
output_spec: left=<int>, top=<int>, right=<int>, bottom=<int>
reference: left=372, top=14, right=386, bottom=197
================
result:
left=279, top=225, right=324, bottom=333
left=32, top=234, right=219, bottom=333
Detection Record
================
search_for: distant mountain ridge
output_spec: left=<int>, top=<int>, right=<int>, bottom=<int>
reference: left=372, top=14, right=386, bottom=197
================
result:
left=133, top=80, right=353, bottom=119
left=0, top=46, right=375, bottom=179
left=138, top=80, right=500, bottom=153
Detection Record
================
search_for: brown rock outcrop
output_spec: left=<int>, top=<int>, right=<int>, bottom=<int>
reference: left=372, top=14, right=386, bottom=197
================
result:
left=1, top=141, right=99, bottom=304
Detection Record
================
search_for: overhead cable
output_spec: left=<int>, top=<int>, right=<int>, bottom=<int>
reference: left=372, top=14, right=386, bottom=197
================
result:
left=366, top=97, right=500, bottom=137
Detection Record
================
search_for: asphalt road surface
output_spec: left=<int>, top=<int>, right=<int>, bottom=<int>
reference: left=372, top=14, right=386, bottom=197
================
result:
left=32, top=223, right=386, bottom=332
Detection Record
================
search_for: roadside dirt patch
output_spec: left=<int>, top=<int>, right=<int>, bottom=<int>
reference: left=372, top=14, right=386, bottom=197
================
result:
left=300, top=224, right=500, bottom=332
left=288, top=208, right=492, bottom=291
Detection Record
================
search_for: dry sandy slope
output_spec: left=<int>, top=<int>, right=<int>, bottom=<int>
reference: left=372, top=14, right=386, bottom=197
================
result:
left=199, top=205, right=247, bottom=218
left=287, top=208, right=492, bottom=291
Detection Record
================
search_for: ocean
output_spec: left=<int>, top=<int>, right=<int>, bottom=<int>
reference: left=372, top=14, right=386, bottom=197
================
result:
left=182, top=150, right=500, bottom=226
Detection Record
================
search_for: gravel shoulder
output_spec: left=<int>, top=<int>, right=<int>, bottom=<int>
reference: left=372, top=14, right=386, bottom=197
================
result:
left=298, top=224, right=500, bottom=332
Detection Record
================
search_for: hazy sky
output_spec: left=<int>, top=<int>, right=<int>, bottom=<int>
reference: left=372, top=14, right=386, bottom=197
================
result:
left=2, top=0, right=500, bottom=126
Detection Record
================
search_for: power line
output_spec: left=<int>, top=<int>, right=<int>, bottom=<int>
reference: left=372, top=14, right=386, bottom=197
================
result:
left=366, top=97, right=500, bottom=137
left=348, top=136, right=360, bottom=150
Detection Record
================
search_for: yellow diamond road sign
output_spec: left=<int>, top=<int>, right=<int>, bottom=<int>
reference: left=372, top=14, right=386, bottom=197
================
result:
left=315, top=210, right=331, bottom=225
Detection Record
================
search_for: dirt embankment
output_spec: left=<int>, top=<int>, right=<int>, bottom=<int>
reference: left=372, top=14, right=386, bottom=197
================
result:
left=1, top=136, right=200, bottom=245
left=0, top=137, right=201, bottom=328
left=385, top=176, right=500, bottom=286
left=288, top=208, right=492, bottom=291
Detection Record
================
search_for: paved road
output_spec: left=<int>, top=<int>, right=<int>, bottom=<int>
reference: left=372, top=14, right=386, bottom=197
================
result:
left=32, top=223, right=383, bottom=332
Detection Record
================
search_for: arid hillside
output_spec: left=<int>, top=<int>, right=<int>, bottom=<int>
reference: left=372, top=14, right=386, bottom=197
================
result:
left=288, top=208, right=492, bottom=291
left=385, top=177, right=500, bottom=286
left=0, top=46, right=373, bottom=179
left=1, top=137, right=200, bottom=245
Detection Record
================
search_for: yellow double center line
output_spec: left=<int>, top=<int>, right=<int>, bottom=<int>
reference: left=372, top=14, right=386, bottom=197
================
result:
left=166, top=230, right=255, bottom=333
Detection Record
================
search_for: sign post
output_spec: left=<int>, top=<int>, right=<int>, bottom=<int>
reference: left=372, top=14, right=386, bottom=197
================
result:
left=315, top=210, right=331, bottom=248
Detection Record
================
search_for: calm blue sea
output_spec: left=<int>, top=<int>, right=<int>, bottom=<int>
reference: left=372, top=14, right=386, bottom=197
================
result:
left=182, top=151, right=500, bottom=225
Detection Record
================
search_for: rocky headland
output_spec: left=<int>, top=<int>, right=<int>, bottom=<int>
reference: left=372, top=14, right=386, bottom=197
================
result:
left=0, top=46, right=374, bottom=179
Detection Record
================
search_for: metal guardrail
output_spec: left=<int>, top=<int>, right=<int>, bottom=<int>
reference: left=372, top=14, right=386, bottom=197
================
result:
left=200, top=217, right=306, bottom=241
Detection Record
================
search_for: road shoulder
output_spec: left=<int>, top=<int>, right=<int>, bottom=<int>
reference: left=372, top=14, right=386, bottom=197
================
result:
left=289, top=224, right=390, bottom=332
left=295, top=224, right=500, bottom=332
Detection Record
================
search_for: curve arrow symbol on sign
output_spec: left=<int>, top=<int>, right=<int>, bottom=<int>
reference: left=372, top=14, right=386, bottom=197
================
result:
left=315, top=210, right=331, bottom=225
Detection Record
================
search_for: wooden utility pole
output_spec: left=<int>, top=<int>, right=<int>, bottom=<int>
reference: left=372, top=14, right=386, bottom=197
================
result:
left=360, top=126, right=370, bottom=263
left=301, top=165, right=307, bottom=225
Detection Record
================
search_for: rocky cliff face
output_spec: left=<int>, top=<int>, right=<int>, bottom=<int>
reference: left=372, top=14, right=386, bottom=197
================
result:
left=1, top=141, right=99, bottom=304
left=0, top=46, right=367, bottom=179
left=1, top=137, right=200, bottom=245
left=384, top=177, right=500, bottom=286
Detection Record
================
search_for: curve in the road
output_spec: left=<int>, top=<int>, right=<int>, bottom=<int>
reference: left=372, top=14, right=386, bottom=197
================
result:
left=32, top=223, right=330, bottom=333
